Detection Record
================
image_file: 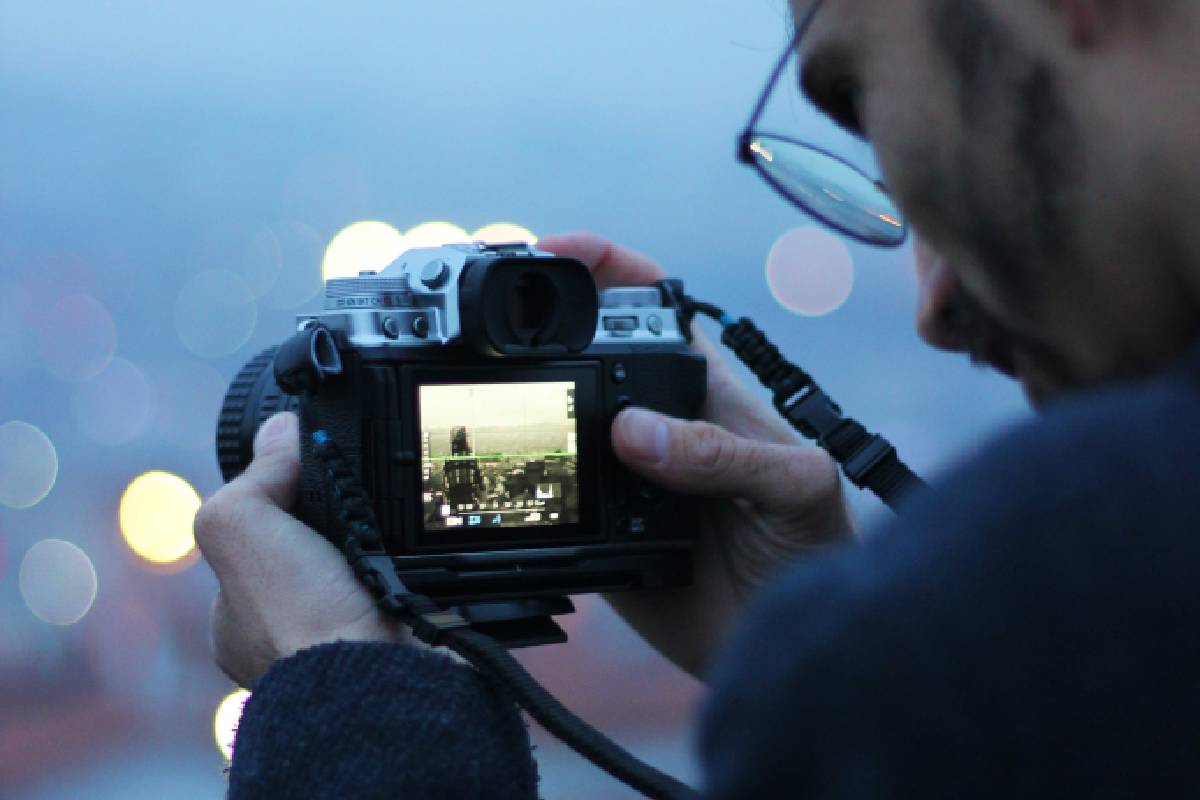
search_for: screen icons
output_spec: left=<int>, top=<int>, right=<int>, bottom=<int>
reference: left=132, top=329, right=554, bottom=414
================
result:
left=419, top=381, right=581, bottom=533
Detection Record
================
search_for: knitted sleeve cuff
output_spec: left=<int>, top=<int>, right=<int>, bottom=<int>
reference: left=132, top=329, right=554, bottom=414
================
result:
left=228, top=640, right=538, bottom=800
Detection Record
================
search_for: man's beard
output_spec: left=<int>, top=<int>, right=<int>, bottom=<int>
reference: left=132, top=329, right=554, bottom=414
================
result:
left=944, top=283, right=1085, bottom=404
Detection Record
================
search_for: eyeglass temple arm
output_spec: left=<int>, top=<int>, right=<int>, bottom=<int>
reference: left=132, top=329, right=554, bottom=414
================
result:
left=738, top=0, right=826, bottom=164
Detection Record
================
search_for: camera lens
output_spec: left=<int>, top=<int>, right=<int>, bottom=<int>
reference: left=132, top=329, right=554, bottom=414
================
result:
left=506, top=271, right=560, bottom=345
left=216, top=346, right=300, bottom=482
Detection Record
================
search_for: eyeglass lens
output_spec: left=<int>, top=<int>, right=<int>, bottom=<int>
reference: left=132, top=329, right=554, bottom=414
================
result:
left=746, top=135, right=906, bottom=247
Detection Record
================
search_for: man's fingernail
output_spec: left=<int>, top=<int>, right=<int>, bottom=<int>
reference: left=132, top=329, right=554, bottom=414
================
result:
left=254, top=413, right=292, bottom=454
left=619, top=407, right=669, bottom=465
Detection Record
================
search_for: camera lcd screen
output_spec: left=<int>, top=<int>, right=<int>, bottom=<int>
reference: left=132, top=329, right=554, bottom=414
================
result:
left=418, top=381, right=579, bottom=532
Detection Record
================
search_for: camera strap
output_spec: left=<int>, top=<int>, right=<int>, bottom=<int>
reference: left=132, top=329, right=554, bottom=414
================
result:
left=303, top=405, right=700, bottom=800
left=660, top=281, right=927, bottom=510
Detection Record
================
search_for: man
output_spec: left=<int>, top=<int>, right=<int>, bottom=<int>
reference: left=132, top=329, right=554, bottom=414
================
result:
left=195, top=0, right=1200, bottom=796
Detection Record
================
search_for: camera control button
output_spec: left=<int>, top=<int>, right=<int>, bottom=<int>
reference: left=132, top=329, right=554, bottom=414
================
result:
left=647, top=315, right=663, bottom=335
left=411, top=316, right=430, bottom=338
left=603, top=315, right=639, bottom=334
left=420, top=260, right=450, bottom=289
left=611, top=362, right=627, bottom=383
left=381, top=316, right=401, bottom=339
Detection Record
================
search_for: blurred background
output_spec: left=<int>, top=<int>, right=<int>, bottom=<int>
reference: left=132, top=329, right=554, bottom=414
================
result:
left=0, top=1, right=1027, bottom=797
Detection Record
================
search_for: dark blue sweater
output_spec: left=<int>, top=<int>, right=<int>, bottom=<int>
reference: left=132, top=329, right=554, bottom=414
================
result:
left=229, top=347, right=1200, bottom=798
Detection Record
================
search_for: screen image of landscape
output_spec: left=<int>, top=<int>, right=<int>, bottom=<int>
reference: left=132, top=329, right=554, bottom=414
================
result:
left=418, top=381, right=579, bottom=531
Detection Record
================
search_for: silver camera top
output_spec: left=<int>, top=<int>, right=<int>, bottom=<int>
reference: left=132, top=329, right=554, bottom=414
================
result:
left=298, top=241, right=686, bottom=349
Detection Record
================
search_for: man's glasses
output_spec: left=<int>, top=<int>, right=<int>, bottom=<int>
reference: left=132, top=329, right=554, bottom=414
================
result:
left=737, top=1, right=908, bottom=247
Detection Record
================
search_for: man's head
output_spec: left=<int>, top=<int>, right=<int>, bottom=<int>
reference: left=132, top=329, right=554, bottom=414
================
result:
left=792, top=0, right=1200, bottom=402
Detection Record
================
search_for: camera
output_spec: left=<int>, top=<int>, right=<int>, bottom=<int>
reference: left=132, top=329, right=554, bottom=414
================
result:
left=216, top=241, right=706, bottom=635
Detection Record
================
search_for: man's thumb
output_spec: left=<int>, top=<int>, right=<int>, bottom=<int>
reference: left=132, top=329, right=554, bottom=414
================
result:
left=239, top=411, right=301, bottom=509
left=612, top=407, right=834, bottom=509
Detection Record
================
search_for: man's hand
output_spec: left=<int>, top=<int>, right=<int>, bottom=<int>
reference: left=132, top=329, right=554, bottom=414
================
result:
left=539, top=232, right=855, bottom=677
left=195, top=412, right=402, bottom=688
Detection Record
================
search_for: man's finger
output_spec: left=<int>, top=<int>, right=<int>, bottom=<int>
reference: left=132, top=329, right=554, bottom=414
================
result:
left=538, top=231, right=666, bottom=288
left=611, top=407, right=839, bottom=511
left=541, top=231, right=799, bottom=446
left=240, top=411, right=302, bottom=510
left=194, top=412, right=301, bottom=570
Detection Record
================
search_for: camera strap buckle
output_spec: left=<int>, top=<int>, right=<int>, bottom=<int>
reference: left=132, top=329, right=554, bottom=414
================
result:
left=345, top=540, right=470, bottom=643
left=396, top=594, right=472, bottom=646
left=841, top=436, right=896, bottom=488
left=776, top=385, right=844, bottom=443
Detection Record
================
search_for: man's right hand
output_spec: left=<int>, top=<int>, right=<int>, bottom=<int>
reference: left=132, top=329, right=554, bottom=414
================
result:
left=538, top=232, right=855, bottom=678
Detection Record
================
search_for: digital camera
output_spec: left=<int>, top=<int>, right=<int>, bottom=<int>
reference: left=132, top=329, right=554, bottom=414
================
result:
left=216, top=242, right=706, bottom=625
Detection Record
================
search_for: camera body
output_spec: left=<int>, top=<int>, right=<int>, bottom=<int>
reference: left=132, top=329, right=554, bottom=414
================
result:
left=218, top=242, right=706, bottom=608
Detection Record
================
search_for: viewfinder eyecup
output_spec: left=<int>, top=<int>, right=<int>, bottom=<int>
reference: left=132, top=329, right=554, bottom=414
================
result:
left=459, top=256, right=598, bottom=357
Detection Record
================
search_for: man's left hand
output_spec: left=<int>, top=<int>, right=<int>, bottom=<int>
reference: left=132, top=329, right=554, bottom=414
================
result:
left=194, top=411, right=402, bottom=688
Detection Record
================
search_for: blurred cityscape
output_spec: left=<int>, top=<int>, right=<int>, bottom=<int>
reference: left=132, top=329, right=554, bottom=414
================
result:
left=0, top=1, right=1027, bottom=797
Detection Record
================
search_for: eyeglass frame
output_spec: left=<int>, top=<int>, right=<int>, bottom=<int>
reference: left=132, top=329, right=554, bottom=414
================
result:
left=735, top=0, right=908, bottom=247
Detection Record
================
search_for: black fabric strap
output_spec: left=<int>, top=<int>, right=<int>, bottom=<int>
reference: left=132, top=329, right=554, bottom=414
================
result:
left=720, top=317, right=927, bottom=510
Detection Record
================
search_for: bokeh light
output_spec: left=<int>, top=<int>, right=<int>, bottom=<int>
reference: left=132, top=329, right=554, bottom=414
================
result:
left=214, top=689, right=251, bottom=762
left=0, top=420, right=59, bottom=509
left=71, top=357, right=157, bottom=446
left=174, top=269, right=258, bottom=359
left=37, top=294, right=117, bottom=382
left=322, top=221, right=540, bottom=282
left=765, top=226, right=856, bottom=317
left=189, top=220, right=283, bottom=300
left=240, top=226, right=284, bottom=298
left=403, top=221, right=470, bottom=249
left=118, top=471, right=201, bottom=567
left=257, top=220, right=326, bottom=310
left=322, top=220, right=406, bottom=281
left=18, top=539, right=98, bottom=626
left=472, top=223, right=538, bottom=245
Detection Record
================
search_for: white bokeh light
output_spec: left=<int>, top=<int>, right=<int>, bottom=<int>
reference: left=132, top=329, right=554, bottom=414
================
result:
left=472, top=223, right=538, bottom=245
left=38, top=294, right=117, bottom=382
left=19, top=539, right=98, bottom=626
left=322, top=220, right=406, bottom=281
left=174, top=269, right=258, bottom=359
left=214, top=689, right=252, bottom=761
left=0, top=421, right=58, bottom=509
left=72, top=357, right=157, bottom=446
left=765, top=227, right=856, bottom=317
left=404, top=221, right=470, bottom=249
left=119, top=470, right=201, bottom=568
